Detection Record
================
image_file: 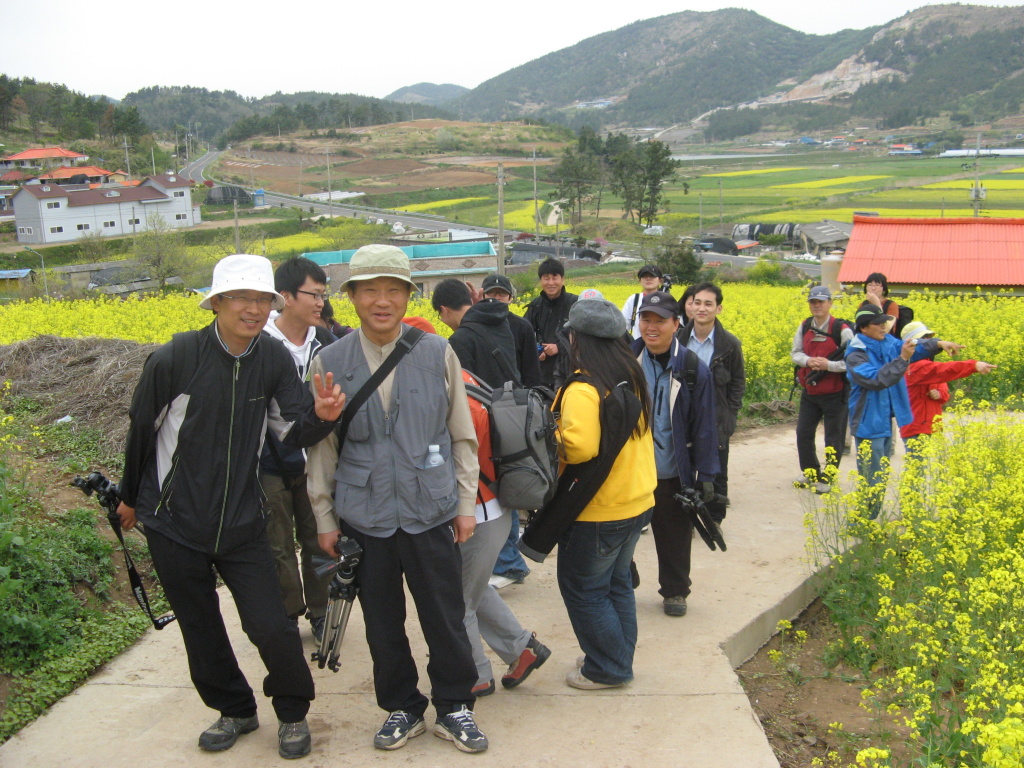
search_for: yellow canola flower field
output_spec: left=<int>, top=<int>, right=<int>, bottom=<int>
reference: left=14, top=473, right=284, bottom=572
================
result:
left=1, top=284, right=1020, bottom=404
left=704, top=167, right=809, bottom=177
left=807, top=406, right=1024, bottom=767
left=391, top=197, right=488, bottom=213
left=770, top=175, right=892, bottom=189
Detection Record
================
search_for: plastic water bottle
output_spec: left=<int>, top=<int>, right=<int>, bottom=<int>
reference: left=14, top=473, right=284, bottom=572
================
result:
left=425, top=444, right=444, bottom=467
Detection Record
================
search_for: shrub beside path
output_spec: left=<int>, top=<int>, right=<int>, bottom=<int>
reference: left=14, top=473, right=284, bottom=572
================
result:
left=0, top=424, right=819, bottom=768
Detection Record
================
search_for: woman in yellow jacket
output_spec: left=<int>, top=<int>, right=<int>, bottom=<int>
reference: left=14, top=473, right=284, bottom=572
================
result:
left=556, top=298, right=656, bottom=689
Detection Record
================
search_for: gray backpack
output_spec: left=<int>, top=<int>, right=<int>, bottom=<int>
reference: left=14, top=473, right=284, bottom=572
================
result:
left=464, top=375, right=559, bottom=511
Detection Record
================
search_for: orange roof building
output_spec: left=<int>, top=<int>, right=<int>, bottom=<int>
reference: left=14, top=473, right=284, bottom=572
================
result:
left=838, top=215, right=1024, bottom=291
left=0, top=146, right=89, bottom=170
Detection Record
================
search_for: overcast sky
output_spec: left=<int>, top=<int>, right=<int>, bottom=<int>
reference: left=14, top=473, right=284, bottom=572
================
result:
left=2, top=1, right=1018, bottom=101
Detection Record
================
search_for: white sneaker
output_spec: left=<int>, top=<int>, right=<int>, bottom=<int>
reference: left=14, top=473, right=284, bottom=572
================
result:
left=488, top=574, right=515, bottom=590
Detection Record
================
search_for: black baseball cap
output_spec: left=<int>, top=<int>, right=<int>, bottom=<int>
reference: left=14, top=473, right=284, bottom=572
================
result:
left=855, top=305, right=889, bottom=329
left=638, top=265, right=663, bottom=279
left=481, top=273, right=515, bottom=296
left=638, top=291, right=678, bottom=319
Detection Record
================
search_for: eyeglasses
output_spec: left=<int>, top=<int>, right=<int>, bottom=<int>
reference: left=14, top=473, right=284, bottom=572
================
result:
left=295, top=289, right=329, bottom=302
left=220, top=294, right=274, bottom=308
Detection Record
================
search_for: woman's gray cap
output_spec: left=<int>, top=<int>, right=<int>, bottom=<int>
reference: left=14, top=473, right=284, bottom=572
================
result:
left=566, top=298, right=628, bottom=339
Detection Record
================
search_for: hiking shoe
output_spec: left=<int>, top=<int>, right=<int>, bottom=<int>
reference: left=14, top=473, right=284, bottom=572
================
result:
left=434, top=706, right=488, bottom=753
left=812, top=482, right=832, bottom=495
left=472, top=679, right=495, bottom=697
left=663, top=595, right=688, bottom=616
left=501, top=633, right=551, bottom=688
left=198, top=714, right=259, bottom=751
left=793, top=475, right=812, bottom=489
left=373, top=711, right=425, bottom=750
left=309, top=616, right=326, bottom=643
left=576, top=655, right=585, bottom=669
left=565, top=668, right=624, bottom=690
left=278, top=719, right=311, bottom=759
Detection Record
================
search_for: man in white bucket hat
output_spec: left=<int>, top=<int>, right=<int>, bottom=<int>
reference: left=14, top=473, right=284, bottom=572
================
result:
left=117, top=253, right=345, bottom=760
left=308, top=244, right=489, bottom=753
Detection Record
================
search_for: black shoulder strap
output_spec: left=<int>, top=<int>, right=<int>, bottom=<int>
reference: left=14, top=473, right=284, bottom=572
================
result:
left=170, top=330, right=202, bottom=400
left=461, top=323, right=522, bottom=386
left=336, top=327, right=425, bottom=444
left=683, top=348, right=699, bottom=392
left=829, top=317, right=847, bottom=348
left=629, top=293, right=641, bottom=330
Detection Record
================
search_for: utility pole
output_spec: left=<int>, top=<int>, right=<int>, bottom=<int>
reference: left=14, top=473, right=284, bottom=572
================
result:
left=122, top=135, right=132, bottom=181
left=233, top=200, right=241, bottom=252
left=972, top=132, right=983, bottom=217
left=151, top=146, right=156, bottom=176
left=532, top=146, right=540, bottom=242
left=326, top=149, right=333, bottom=219
left=497, top=163, right=506, bottom=275
left=698, top=192, right=703, bottom=234
left=718, top=178, right=724, bottom=231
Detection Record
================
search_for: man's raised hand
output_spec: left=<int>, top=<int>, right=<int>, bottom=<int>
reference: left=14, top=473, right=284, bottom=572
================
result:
left=313, top=372, right=345, bottom=422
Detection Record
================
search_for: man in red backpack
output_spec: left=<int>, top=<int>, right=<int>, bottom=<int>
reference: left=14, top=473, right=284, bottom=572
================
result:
left=791, top=285, right=853, bottom=493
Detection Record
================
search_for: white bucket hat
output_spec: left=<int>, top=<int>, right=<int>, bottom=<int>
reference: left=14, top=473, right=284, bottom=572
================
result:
left=199, top=254, right=285, bottom=311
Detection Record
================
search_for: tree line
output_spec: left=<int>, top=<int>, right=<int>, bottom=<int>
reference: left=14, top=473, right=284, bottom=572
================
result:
left=550, top=126, right=680, bottom=227
left=0, top=74, right=148, bottom=143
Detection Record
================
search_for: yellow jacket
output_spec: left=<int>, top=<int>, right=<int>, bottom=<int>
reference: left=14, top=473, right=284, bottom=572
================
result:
left=556, top=380, right=656, bottom=522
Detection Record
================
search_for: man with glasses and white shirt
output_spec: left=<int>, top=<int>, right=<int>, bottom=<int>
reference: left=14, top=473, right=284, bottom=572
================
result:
left=117, top=254, right=345, bottom=760
left=259, top=257, right=338, bottom=643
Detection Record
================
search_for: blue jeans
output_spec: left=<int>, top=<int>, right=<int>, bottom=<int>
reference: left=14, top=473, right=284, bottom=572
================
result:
left=556, top=510, right=652, bottom=685
left=856, top=436, right=891, bottom=520
left=492, top=512, right=530, bottom=580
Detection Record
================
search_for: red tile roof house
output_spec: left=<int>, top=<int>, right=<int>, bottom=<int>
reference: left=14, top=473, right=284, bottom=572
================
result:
left=12, top=173, right=200, bottom=245
left=0, top=146, right=89, bottom=170
left=838, top=215, right=1024, bottom=295
left=36, top=165, right=126, bottom=185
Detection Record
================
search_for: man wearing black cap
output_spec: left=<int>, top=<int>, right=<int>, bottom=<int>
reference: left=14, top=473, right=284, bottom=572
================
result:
left=523, top=258, right=578, bottom=389
left=480, top=274, right=542, bottom=389
left=791, top=285, right=853, bottom=493
left=632, top=292, right=719, bottom=616
left=622, top=265, right=664, bottom=339
left=845, top=304, right=961, bottom=519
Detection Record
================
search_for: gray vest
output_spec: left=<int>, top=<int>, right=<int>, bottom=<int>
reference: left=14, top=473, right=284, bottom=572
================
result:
left=316, top=329, right=458, bottom=537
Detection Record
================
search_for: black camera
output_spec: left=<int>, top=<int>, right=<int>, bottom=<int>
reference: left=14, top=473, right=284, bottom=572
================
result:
left=72, top=471, right=122, bottom=516
left=661, top=274, right=674, bottom=291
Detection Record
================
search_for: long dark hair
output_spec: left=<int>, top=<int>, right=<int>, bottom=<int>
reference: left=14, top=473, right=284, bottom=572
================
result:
left=567, top=332, right=651, bottom=439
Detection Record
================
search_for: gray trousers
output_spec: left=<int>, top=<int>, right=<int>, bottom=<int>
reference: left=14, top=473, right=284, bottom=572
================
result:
left=460, top=512, right=533, bottom=685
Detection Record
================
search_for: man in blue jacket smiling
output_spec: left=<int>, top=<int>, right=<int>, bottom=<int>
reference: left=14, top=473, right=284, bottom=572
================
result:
left=845, top=304, right=961, bottom=519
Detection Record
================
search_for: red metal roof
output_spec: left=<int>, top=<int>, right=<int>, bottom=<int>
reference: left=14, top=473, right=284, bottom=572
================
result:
left=3, top=146, right=87, bottom=161
left=838, top=216, right=1024, bottom=286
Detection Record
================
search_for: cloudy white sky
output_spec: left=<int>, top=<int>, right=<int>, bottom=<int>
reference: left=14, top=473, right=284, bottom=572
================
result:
left=2, top=1, right=1018, bottom=100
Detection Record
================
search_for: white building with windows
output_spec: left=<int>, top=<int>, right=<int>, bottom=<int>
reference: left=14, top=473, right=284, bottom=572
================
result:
left=12, top=174, right=200, bottom=244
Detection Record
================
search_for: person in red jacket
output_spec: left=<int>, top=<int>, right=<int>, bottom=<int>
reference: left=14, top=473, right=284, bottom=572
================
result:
left=900, top=321, right=996, bottom=452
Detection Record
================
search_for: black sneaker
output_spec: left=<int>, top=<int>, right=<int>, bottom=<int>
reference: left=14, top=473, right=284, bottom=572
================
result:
left=309, top=616, right=326, bottom=643
left=278, top=719, right=311, bottom=759
left=434, top=706, right=488, bottom=753
left=198, top=714, right=259, bottom=751
left=373, top=711, right=425, bottom=750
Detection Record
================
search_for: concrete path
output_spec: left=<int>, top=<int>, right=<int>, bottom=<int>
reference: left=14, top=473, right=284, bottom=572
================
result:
left=0, top=424, right=821, bottom=768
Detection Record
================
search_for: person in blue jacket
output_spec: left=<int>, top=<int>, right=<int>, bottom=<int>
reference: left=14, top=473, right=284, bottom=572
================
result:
left=632, top=291, right=719, bottom=617
left=845, top=304, right=961, bottom=518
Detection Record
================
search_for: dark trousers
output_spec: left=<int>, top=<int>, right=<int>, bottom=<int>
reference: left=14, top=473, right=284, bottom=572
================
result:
left=796, top=389, right=848, bottom=481
left=342, top=522, right=477, bottom=719
left=651, top=476, right=693, bottom=599
left=144, top=527, right=313, bottom=723
left=707, top=442, right=730, bottom=523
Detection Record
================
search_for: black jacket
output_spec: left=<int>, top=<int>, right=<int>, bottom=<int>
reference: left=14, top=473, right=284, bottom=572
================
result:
left=523, top=288, right=578, bottom=388
left=121, top=322, right=336, bottom=554
left=678, top=318, right=746, bottom=447
left=506, top=312, right=543, bottom=388
left=449, top=300, right=520, bottom=388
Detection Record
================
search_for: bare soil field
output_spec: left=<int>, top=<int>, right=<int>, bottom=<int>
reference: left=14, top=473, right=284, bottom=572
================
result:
left=350, top=168, right=496, bottom=192
left=333, top=158, right=431, bottom=176
left=426, top=156, right=558, bottom=168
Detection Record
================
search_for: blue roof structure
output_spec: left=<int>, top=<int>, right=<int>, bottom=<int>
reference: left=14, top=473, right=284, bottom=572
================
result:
left=0, top=269, right=32, bottom=279
left=303, top=240, right=496, bottom=266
